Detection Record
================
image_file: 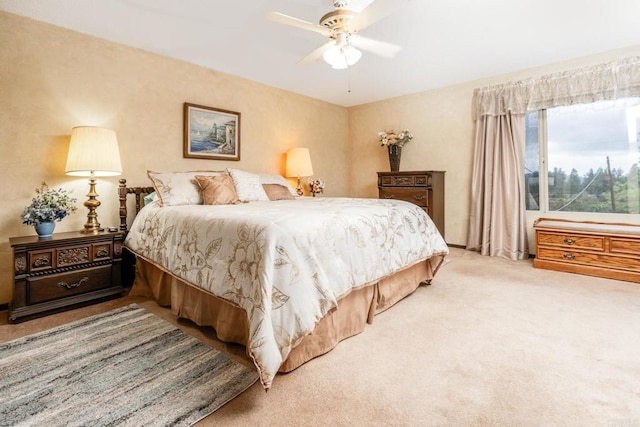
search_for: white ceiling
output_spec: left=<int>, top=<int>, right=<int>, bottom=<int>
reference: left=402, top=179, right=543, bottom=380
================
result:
left=2, top=0, right=639, bottom=107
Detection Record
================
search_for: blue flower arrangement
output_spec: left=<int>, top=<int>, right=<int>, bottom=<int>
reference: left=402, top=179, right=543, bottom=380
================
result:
left=21, top=182, right=77, bottom=225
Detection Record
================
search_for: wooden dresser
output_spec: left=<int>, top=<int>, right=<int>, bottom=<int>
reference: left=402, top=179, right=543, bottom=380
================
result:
left=377, top=170, right=445, bottom=238
left=533, top=218, right=640, bottom=283
left=9, top=230, right=126, bottom=322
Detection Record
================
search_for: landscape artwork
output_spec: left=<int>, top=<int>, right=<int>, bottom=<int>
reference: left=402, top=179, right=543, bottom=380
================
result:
left=183, top=103, right=241, bottom=160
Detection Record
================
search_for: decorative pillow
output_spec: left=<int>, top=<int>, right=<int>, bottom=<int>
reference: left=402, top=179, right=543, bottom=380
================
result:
left=143, top=191, right=158, bottom=206
left=147, top=170, right=225, bottom=206
left=258, top=173, right=298, bottom=197
left=195, top=175, right=240, bottom=205
left=262, top=184, right=295, bottom=201
left=227, top=168, right=269, bottom=202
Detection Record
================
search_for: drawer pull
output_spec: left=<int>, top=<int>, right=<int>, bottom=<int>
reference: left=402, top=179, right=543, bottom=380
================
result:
left=96, top=248, right=109, bottom=258
left=57, top=277, right=89, bottom=289
left=384, top=195, right=395, bottom=199
left=33, top=257, right=50, bottom=267
left=563, top=238, right=575, bottom=245
left=563, top=254, right=576, bottom=260
left=412, top=195, right=426, bottom=201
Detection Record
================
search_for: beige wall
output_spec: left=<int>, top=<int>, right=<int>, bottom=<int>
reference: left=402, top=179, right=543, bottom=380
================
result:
left=0, top=12, right=348, bottom=304
left=347, top=44, right=640, bottom=247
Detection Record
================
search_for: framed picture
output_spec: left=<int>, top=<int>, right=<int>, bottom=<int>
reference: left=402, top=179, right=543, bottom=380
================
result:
left=183, top=103, right=241, bottom=160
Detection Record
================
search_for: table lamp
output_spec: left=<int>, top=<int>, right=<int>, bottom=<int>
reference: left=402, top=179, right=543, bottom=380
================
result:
left=65, top=126, right=122, bottom=233
left=285, top=148, right=314, bottom=196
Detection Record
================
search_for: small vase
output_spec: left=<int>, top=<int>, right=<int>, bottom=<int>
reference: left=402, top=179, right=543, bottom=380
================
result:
left=388, top=144, right=402, bottom=172
left=35, top=221, right=55, bottom=238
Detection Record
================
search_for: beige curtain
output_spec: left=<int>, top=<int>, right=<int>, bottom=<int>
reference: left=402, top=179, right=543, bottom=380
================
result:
left=467, top=56, right=640, bottom=260
left=467, top=110, right=528, bottom=260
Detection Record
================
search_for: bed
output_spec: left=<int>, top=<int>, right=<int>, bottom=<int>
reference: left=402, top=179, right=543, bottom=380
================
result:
left=118, top=171, right=448, bottom=389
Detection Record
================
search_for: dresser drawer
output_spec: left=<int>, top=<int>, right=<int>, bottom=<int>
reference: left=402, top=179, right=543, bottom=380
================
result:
left=379, top=188, right=428, bottom=207
left=28, top=265, right=113, bottom=304
left=536, top=231, right=604, bottom=251
left=537, top=247, right=640, bottom=272
left=379, top=174, right=430, bottom=187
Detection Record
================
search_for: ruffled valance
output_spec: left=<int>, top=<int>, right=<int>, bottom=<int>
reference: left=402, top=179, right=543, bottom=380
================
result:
left=473, top=56, right=640, bottom=119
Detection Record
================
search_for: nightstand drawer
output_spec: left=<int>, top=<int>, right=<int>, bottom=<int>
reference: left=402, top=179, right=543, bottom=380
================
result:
left=29, top=249, right=54, bottom=272
left=56, top=244, right=92, bottom=267
left=536, top=231, right=605, bottom=251
left=379, top=188, right=428, bottom=207
left=28, top=265, right=113, bottom=304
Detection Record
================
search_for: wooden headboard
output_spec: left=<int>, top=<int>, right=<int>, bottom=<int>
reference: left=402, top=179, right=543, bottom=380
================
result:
left=118, top=179, right=154, bottom=232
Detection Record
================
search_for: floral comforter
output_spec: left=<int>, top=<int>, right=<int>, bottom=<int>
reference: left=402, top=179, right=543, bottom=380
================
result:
left=124, top=197, right=449, bottom=388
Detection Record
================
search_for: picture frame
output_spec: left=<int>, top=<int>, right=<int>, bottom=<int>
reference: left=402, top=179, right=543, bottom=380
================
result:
left=183, top=102, right=241, bottom=161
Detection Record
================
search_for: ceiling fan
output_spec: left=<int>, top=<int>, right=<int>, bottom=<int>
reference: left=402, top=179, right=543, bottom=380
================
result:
left=265, top=0, right=408, bottom=69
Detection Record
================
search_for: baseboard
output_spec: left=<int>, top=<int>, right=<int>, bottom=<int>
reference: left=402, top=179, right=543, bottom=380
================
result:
left=446, top=244, right=535, bottom=259
left=446, top=243, right=465, bottom=249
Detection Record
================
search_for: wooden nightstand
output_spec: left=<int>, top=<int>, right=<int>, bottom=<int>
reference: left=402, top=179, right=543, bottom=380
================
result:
left=377, top=170, right=445, bottom=238
left=9, top=230, right=126, bottom=322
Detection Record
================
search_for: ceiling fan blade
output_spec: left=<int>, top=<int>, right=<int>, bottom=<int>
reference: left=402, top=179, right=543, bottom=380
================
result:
left=265, top=11, right=332, bottom=36
left=298, top=41, right=334, bottom=65
left=350, top=35, right=402, bottom=58
left=350, top=0, right=409, bottom=31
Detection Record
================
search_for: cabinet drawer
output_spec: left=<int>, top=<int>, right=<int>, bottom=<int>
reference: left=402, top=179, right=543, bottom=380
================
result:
left=379, top=188, right=428, bottom=207
left=537, top=247, right=640, bottom=272
left=610, top=237, right=640, bottom=256
left=537, top=231, right=604, bottom=251
left=28, top=265, right=113, bottom=304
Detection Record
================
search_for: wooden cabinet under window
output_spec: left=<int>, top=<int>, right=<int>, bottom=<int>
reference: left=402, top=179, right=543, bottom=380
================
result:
left=9, top=230, right=126, bottom=322
left=377, top=170, right=445, bottom=238
left=533, top=218, right=640, bottom=283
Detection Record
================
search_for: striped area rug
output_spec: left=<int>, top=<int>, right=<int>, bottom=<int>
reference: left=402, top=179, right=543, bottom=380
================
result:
left=0, top=304, right=259, bottom=426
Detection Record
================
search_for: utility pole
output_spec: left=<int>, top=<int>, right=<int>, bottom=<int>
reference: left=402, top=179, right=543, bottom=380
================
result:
left=607, top=156, right=616, bottom=212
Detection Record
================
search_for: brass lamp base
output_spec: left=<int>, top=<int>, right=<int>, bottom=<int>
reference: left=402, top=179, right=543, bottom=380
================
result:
left=296, top=176, right=304, bottom=196
left=82, top=174, right=101, bottom=233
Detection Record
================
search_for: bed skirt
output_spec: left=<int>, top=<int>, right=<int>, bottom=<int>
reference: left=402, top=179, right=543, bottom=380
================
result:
left=130, top=255, right=444, bottom=373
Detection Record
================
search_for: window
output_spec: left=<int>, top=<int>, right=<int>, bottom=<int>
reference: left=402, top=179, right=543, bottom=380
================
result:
left=525, top=98, right=640, bottom=215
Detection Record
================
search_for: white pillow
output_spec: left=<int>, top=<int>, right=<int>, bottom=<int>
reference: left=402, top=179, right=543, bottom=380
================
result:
left=258, top=173, right=298, bottom=197
left=227, top=169, right=269, bottom=202
left=147, top=170, right=225, bottom=206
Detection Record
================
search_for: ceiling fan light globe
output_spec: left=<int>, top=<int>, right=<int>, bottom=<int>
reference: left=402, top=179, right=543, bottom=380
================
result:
left=343, top=45, right=362, bottom=65
left=323, top=45, right=344, bottom=67
left=323, top=44, right=361, bottom=69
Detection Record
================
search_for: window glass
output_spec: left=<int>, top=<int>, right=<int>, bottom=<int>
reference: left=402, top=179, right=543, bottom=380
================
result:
left=526, top=98, right=640, bottom=214
left=525, top=111, right=539, bottom=210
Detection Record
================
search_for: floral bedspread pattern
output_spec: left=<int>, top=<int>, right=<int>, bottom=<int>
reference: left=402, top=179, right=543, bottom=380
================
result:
left=124, top=197, right=449, bottom=388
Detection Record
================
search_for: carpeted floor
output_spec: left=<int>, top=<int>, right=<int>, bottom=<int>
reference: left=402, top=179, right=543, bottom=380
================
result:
left=1, top=247, right=639, bottom=426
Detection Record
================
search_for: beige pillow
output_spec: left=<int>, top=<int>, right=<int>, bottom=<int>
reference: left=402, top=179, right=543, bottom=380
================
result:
left=227, top=168, right=269, bottom=202
left=195, top=175, right=240, bottom=205
left=147, top=170, right=225, bottom=206
left=262, top=184, right=295, bottom=201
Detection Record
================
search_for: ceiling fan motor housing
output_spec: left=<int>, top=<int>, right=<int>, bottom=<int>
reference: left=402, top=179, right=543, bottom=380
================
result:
left=320, top=9, right=357, bottom=33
